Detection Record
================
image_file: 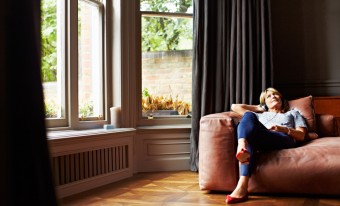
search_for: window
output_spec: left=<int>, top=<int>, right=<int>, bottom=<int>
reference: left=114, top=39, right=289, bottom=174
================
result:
left=78, top=0, right=104, bottom=121
left=139, top=0, right=193, bottom=120
left=41, top=0, right=109, bottom=129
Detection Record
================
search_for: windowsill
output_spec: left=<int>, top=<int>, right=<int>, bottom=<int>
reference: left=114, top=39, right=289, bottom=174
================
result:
left=47, top=128, right=136, bottom=140
left=47, top=124, right=191, bottom=140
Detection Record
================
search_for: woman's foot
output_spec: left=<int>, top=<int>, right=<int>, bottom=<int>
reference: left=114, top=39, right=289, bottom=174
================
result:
left=236, top=139, right=250, bottom=164
left=226, top=176, right=249, bottom=204
left=226, top=194, right=248, bottom=204
left=226, top=187, right=248, bottom=204
left=228, top=185, right=248, bottom=199
left=236, top=148, right=250, bottom=164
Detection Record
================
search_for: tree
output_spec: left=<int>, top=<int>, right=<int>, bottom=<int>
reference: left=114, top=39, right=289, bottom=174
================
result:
left=40, top=0, right=193, bottom=81
left=41, top=0, right=57, bottom=82
left=141, top=0, right=192, bottom=52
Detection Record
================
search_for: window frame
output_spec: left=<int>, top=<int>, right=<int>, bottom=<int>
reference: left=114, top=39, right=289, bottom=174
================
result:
left=44, top=0, right=68, bottom=128
left=45, top=0, right=112, bottom=130
left=136, top=0, right=193, bottom=126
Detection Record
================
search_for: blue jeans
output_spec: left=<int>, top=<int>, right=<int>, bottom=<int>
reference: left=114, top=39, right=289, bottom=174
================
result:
left=237, top=112, right=296, bottom=176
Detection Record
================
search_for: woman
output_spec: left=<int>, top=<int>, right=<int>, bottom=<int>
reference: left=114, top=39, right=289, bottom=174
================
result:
left=226, top=88, right=307, bottom=204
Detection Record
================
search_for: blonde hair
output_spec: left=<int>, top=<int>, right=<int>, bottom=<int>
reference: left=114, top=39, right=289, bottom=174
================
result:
left=259, top=87, right=289, bottom=112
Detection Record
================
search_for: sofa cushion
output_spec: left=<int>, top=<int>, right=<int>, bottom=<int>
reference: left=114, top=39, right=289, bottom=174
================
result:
left=199, top=112, right=239, bottom=191
left=288, top=96, right=317, bottom=139
left=315, top=114, right=337, bottom=137
left=249, top=137, right=340, bottom=195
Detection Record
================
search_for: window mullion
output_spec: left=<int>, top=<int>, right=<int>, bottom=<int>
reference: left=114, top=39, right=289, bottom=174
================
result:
left=60, top=0, right=68, bottom=127
left=68, top=0, right=79, bottom=129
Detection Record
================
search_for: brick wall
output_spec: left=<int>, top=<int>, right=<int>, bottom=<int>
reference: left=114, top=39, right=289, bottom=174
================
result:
left=142, top=50, right=192, bottom=105
left=79, top=4, right=92, bottom=103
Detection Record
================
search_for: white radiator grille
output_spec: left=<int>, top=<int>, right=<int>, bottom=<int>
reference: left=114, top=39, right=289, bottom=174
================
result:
left=52, top=145, right=129, bottom=186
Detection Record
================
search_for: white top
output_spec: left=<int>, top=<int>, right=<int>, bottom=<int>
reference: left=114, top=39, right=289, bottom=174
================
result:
left=255, top=109, right=307, bottom=129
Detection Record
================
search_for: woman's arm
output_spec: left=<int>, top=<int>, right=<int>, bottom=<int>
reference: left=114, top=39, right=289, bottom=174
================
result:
left=269, top=125, right=307, bottom=142
left=231, top=104, right=265, bottom=116
left=287, top=127, right=307, bottom=142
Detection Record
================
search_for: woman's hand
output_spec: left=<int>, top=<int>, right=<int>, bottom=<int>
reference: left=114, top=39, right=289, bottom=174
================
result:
left=269, top=125, right=306, bottom=142
left=257, top=105, right=266, bottom=113
left=268, top=125, right=287, bottom=133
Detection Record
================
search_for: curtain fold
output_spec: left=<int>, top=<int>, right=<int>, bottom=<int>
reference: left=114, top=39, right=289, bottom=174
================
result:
left=0, top=0, right=58, bottom=205
left=190, top=0, right=273, bottom=171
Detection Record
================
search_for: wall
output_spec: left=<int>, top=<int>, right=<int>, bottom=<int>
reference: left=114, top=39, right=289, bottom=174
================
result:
left=271, top=0, right=340, bottom=99
left=134, top=127, right=191, bottom=172
left=142, top=50, right=192, bottom=104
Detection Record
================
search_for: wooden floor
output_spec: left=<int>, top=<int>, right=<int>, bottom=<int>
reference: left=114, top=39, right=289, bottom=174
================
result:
left=60, top=171, right=340, bottom=206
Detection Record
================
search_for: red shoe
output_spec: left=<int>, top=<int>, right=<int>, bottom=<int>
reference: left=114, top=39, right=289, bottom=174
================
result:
left=236, top=148, right=250, bottom=164
left=225, top=194, right=248, bottom=204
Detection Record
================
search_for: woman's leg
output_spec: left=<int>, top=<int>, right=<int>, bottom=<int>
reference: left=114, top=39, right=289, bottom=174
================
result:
left=237, top=112, right=262, bottom=177
left=228, top=112, right=259, bottom=199
left=229, top=112, right=296, bottom=200
left=237, top=111, right=296, bottom=175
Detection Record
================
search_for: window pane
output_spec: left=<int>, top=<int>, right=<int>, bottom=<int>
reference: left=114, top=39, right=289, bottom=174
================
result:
left=141, top=16, right=192, bottom=117
left=140, top=0, right=193, bottom=13
left=78, top=1, right=104, bottom=121
left=41, top=0, right=64, bottom=119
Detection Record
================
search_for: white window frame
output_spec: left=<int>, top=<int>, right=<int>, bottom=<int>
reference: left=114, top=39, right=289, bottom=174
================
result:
left=45, top=0, right=112, bottom=130
left=135, top=0, right=193, bottom=126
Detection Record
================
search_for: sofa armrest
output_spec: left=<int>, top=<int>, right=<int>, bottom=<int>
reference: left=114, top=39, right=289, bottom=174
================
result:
left=315, top=114, right=338, bottom=137
left=198, top=112, right=241, bottom=191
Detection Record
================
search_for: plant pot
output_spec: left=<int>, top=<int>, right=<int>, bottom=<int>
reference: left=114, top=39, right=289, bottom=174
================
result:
left=142, top=110, right=179, bottom=117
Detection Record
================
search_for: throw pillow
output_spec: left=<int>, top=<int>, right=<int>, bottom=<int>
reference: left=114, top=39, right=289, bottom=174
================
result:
left=288, top=95, right=318, bottom=140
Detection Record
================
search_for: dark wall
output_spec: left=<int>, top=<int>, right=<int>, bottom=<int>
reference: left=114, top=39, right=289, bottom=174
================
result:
left=271, top=0, right=340, bottom=99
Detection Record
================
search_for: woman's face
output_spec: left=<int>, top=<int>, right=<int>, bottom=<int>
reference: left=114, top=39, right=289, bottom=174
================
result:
left=265, top=90, right=282, bottom=111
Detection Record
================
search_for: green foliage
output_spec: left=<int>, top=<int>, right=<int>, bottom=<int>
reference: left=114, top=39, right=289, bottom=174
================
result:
left=142, top=88, right=150, bottom=97
left=141, top=0, right=191, bottom=13
left=44, top=100, right=58, bottom=118
left=41, top=0, right=193, bottom=81
left=41, top=0, right=57, bottom=82
left=141, top=0, right=193, bottom=52
left=79, top=102, right=94, bottom=119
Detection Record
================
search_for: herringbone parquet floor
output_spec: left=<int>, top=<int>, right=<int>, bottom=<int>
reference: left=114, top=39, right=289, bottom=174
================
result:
left=61, top=171, right=340, bottom=206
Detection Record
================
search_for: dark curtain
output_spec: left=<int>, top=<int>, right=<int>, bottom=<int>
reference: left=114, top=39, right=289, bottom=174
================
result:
left=190, top=0, right=273, bottom=171
left=0, top=0, right=58, bottom=205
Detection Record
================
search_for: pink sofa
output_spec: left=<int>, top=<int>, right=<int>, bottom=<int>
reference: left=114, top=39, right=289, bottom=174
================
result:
left=198, top=96, right=340, bottom=195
